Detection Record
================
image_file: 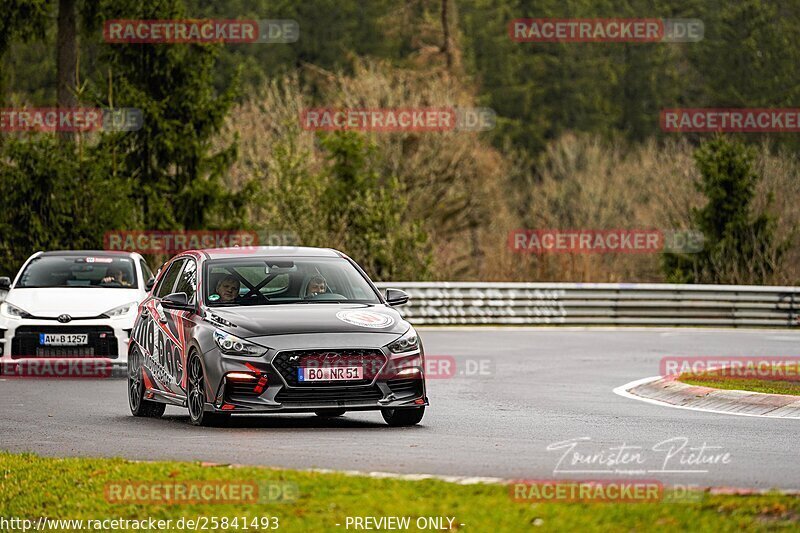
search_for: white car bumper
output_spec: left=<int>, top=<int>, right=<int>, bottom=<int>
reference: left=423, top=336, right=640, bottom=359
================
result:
left=0, top=316, right=134, bottom=376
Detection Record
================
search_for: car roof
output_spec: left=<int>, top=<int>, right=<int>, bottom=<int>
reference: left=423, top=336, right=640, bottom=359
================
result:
left=197, top=246, right=344, bottom=260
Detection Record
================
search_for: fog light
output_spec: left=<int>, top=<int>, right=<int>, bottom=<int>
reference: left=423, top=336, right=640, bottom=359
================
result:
left=227, top=372, right=258, bottom=381
left=397, top=367, right=422, bottom=377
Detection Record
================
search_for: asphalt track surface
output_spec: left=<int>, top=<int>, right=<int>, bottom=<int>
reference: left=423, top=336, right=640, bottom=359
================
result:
left=1, top=328, right=798, bottom=490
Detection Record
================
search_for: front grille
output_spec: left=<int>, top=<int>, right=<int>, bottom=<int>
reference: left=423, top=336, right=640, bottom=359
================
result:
left=275, top=385, right=383, bottom=405
left=272, top=349, right=387, bottom=387
left=11, top=326, right=118, bottom=359
left=387, top=378, right=424, bottom=396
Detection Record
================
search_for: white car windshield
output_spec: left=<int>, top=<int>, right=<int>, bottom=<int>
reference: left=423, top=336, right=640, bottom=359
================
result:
left=16, top=255, right=138, bottom=289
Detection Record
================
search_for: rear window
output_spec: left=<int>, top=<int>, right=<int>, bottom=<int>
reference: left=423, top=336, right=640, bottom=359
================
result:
left=16, top=255, right=138, bottom=289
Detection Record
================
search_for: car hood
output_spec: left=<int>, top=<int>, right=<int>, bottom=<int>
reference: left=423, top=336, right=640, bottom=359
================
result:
left=206, top=303, right=410, bottom=338
left=5, top=287, right=143, bottom=318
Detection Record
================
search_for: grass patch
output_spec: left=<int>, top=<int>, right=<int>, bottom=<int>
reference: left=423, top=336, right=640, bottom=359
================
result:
left=679, top=365, right=800, bottom=396
left=0, top=452, right=799, bottom=531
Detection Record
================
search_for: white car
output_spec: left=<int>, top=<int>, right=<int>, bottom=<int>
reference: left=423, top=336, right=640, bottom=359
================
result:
left=0, top=251, right=154, bottom=374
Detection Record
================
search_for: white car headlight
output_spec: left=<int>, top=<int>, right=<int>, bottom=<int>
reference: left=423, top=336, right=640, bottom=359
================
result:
left=387, top=327, right=420, bottom=354
left=213, top=329, right=267, bottom=357
left=103, top=302, right=139, bottom=318
left=0, top=302, right=32, bottom=319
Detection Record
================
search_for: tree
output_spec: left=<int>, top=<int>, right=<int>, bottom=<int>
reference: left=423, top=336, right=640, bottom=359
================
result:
left=318, top=131, right=432, bottom=281
left=0, top=135, right=138, bottom=275
left=56, top=0, right=78, bottom=109
left=662, top=137, right=788, bottom=284
left=0, top=0, right=49, bottom=105
left=89, top=0, right=246, bottom=231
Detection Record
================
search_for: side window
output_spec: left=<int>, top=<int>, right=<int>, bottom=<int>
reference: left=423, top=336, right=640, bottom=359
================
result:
left=174, top=259, right=198, bottom=303
left=154, top=259, right=185, bottom=299
left=139, top=260, right=154, bottom=284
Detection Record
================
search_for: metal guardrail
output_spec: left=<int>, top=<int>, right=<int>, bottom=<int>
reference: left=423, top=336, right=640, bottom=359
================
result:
left=3, top=283, right=797, bottom=328
left=375, top=282, right=800, bottom=327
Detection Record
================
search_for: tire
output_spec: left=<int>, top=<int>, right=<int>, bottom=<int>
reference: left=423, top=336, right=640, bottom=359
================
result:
left=381, top=406, right=425, bottom=427
left=128, top=348, right=166, bottom=418
left=314, top=409, right=346, bottom=418
left=187, top=353, right=228, bottom=427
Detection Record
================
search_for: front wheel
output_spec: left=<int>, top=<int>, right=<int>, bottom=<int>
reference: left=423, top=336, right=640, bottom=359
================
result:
left=381, top=406, right=425, bottom=427
left=187, top=354, right=228, bottom=427
left=128, top=348, right=166, bottom=418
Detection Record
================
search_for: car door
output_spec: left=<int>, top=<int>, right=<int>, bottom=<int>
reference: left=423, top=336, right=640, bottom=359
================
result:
left=132, top=258, right=185, bottom=394
left=168, top=258, right=198, bottom=392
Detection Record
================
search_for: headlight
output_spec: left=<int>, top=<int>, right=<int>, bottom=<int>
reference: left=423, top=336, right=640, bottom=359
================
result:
left=103, top=302, right=139, bottom=318
left=387, top=328, right=420, bottom=354
left=0, top=302, right=32, bottom=319
left=213, top=329, right=267, bottom=357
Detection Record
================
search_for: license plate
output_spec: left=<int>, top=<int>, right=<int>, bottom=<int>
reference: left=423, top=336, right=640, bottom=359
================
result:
left=39, top=333, right=88, bottom=346
left=298, top=366, right=363, bottom=382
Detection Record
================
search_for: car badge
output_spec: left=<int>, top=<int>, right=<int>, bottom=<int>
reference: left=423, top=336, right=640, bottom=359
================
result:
left=335, top=310, right=395, bottom=329
left=57, top=314, right=72, bottom=323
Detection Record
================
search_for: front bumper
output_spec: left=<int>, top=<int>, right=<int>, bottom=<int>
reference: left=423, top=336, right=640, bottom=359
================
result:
left=203, top=344, right=428, bottom=414
left=0, top=316, right=134, bottom=377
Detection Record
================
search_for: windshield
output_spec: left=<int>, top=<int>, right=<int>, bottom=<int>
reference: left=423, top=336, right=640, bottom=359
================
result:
left=204, top=257, right=380, bottom=306
left=16, top=255, right=138, bottom=289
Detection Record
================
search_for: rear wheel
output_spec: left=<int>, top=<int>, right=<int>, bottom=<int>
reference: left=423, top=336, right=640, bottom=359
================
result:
left=187, top=354, right=228, bottom=427
left=381, top=406, right=425, bottom=427
left=128, top=348, right=166, bottom=418
left=314, top=409, right=346, bottom=418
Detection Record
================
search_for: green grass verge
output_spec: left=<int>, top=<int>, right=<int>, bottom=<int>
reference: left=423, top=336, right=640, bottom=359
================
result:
left=679, top=365, right=800, bottom=396
left=1, top=452, right=799, bottom=532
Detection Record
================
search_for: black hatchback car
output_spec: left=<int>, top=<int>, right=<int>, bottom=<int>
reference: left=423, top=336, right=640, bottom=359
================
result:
left=127, top=247, right=427, bottom=426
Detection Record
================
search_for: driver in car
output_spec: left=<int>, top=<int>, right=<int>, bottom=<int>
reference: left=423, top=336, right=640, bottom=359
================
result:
left=101, top=267, right=132, bottom=287
left=305, top=275, right=327, bottom=297
left=215, top=275, right=241, bottom=303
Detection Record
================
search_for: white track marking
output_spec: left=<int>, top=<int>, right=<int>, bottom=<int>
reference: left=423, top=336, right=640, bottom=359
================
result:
left=613, top=376, right=800, bottom=420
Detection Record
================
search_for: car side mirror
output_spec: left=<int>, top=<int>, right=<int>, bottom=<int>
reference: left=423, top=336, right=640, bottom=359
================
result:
left=385, top=288, right=409, bottom=306
left=145, top=277, right=156, bottom=291
left=161, top=292, right=193, bottom=311
left=0, top=277, right=10, bottom=291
